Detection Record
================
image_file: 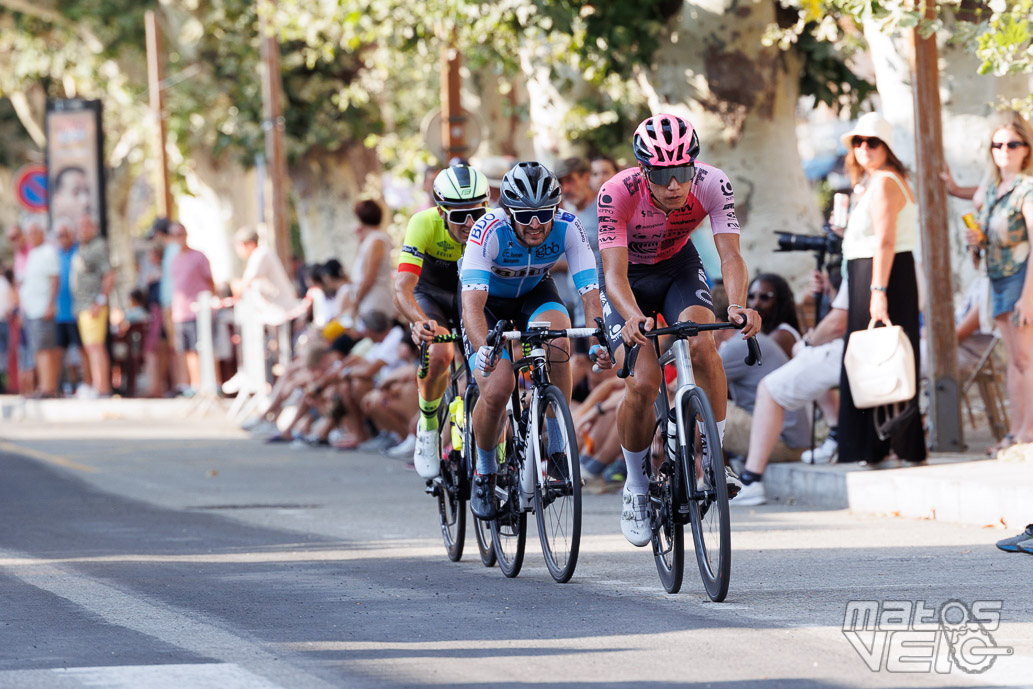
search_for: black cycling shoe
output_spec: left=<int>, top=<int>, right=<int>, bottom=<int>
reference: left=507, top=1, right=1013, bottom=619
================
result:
left=471, top=473, right=498, bottom=520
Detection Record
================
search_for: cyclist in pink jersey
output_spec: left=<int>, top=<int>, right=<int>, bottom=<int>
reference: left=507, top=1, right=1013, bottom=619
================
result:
left=597, top=113, right=762, bottom=547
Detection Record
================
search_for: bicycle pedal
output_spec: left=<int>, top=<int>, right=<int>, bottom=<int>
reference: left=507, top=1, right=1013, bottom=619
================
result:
left=424, top=478, right=442, bottom=497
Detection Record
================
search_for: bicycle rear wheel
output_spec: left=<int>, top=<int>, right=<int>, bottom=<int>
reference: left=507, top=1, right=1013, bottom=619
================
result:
left=463, top=385, right=496, bottom=567
left=649, top=413, right=683, bottom=594
left=490, top=414, right=526, bottom=578
left=683, top=387, right=731, bottom=602
left=533, top=385, right=582, bottom=583
left=436, top=387, right=465, bottom=561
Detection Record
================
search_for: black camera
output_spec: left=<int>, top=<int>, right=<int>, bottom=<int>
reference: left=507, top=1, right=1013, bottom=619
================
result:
left=775, top=225, right=842, bottom=258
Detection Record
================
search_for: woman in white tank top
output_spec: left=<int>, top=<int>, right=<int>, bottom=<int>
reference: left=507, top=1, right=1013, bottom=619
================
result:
left=835, top=113, right=926, bottom=466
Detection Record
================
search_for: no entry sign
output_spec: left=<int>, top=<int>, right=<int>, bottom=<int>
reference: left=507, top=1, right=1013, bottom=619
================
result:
left=14, top=164, right=48, bottom=212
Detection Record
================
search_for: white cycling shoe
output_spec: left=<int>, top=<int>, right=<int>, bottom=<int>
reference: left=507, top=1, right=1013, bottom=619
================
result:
left=620, top=487, right=651, bottom=547
left=413, top=428, right=441, bottom=479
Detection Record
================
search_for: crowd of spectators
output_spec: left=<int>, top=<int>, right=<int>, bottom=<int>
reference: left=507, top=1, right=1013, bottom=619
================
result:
left=2, top=111, right=1030, bottom=507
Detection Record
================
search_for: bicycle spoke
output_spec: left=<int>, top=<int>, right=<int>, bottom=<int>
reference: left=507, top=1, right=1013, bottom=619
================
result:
left=534, top=386, right=582, bottom=583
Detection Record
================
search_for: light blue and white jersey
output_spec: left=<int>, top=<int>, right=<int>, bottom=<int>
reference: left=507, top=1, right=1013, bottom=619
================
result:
left=460, top=208, right=599, bottom=300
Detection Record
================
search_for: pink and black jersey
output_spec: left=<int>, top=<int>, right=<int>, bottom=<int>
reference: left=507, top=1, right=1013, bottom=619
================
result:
left=596, top=165, right=740, bottom=265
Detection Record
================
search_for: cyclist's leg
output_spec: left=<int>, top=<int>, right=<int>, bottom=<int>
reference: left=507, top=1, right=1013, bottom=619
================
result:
left=414, top=287, right=458, bottom=422
left=466, top=298, right=517, bottom=476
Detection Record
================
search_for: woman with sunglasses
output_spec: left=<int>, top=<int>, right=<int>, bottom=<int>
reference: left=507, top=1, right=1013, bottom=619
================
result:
left=836, top=112, right=926, bottom=467
left=944, top=111, right=1033, bottom=455
left=746, top=273, right=801, bottom=358
left=395, top=164, right=490, bottom=478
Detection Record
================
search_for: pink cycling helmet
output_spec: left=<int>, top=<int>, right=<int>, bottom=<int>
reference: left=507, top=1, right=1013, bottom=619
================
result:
left=633, top=114, right=700, bottom=167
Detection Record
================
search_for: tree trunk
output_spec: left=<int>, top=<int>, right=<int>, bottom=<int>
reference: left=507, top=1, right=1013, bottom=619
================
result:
left=640, top=0, right=819, bottom=289
left=289, top=144, right=380, bottom=265
left=178, top=155, right=261, bottom=284
left=469, top=67, right=533, bottom=159
left=519, top=47, right=592, bottom=164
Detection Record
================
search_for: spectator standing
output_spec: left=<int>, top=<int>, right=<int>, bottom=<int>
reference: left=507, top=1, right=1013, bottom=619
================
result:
left=170, top=222, right=215, bottom=394
left=589, top=155, right=618, bottom=196
left=53, top=218, right=82, bottom=392
left=19, top=223, right=60, bottom=396
left=151, top=217, right=184, bottom=391
left=349, top=200, right=396, bottom=324
left=837, top=113, right=925, bottom=466
left=6, top=222, right=33, bottom=394
left=233, top=226, right=300, bottom=326
left=0, top=264, right=13, bottom=391
left=946, top=111, right=1033, bottom=452
left=70, top=215, right=114, bottom=397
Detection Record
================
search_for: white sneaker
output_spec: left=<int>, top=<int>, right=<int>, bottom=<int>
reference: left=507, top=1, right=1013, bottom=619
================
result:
left=734, top=480, right=766, bottom=506
left=386, top=434, right=417, bottom=458
left=358, top=432, right=396, bottom=452
left=802, top=436, right=838, bottom=464
left=413, top=427, right=441, bottom=478
left=620, top=487, right=651, bottom=547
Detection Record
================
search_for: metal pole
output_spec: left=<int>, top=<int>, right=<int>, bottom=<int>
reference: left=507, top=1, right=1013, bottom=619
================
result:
left=910, top=9, right=963, bottom=452
left=440, top=41, right=466, bottom=162
left=258, top=0, right=291, bottom=268
left=145, top=10, right=173, bottom=219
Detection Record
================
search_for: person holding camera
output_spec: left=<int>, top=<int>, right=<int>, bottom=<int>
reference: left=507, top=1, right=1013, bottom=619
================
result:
left=944, top=111, right=1033, bottom=456
left=836, top=113, right=926, bottom=466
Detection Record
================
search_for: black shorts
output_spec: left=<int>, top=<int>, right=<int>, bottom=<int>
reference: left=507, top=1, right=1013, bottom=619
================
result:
left=413, top=282, right=459, bottom=331
left=55, top=321, right=81, bottom=349
left=599, top=245, right=713, bottom=351
left=460, top=276, right=568, bottom=369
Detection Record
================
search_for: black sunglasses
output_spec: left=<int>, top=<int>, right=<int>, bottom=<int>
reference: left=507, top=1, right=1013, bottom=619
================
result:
left=644, top=164, right=695, bottom=186
left=991, top=141, right=1028, bottom=150
left=511, top=207, right=557, bottom=225
left=852, top=136, right=883, bottom=149
left=441, top=206, right=487, bottom=225
left=748, top=291, right=775, bottom=301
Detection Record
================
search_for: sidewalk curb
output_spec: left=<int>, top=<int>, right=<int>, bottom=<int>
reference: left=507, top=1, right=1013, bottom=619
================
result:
left=0, top=395, right=224, bottom=423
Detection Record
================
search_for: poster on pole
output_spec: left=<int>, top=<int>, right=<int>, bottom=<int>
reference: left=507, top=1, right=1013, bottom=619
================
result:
left=45, top=99, right=106, bottom=236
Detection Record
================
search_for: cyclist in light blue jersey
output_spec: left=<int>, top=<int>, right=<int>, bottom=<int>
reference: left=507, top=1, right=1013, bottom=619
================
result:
left=461, top=161, right=611, bottom=519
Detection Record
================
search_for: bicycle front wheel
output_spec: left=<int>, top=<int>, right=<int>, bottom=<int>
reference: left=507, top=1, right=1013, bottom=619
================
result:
left=463, top=384, right=496, bottom=568
left=490, top=414, right=526, bottom=578
left=533, top=385, right=582, bottom=583
left=437, top=387, right=465, bottom=562
left=649, top=413, right=683, bottom=594
left=683, top=387, right=731, bottom=602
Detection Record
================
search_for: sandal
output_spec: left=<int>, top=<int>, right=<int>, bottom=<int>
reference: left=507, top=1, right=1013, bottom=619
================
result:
left=987, top=434, right=1016, bottom=457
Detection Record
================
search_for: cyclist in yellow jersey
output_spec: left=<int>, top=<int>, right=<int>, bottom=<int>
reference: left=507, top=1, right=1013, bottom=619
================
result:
left=394, top=164, right=489, bottom=478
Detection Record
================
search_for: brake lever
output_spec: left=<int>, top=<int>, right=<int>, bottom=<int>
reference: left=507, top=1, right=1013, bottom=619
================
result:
left=745, top=336, right=762, bottom=367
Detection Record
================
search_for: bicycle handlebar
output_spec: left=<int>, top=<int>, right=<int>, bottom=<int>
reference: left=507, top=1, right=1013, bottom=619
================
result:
left=481, top=319, right=607, bottom=377
left=616, top=319, right=762, bottom=379
left=416, top=328, right=462, bottom=379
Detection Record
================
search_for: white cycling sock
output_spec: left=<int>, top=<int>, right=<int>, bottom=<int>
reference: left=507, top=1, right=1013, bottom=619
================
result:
left=717, top=419, right=726, bottom=445
left=622, top=446, right=650, bottom=494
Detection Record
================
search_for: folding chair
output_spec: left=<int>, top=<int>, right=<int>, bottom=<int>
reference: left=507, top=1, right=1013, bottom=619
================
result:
left=960, top=333, right=1009, bottom=441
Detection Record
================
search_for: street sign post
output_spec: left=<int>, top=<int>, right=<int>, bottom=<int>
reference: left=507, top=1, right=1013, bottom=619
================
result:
left=13, top=164, right=48, bottom=213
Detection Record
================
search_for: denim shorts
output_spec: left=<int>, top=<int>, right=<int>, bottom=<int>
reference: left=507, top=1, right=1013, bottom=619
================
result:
left=991, top=262, right=1029, bottom=318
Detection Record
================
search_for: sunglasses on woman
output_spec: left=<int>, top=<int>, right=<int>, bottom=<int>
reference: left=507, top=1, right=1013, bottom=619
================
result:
left=851, top=137, right=883, bottom=149
left=441, top=206, right=487, bottom=225
left=510, top=207, right=557, bottom=225
left=644, top=164, right=696, bottom=186
left=748, top=291, right=775, bottom=301
left=991, top=141, right=1028, bottom=150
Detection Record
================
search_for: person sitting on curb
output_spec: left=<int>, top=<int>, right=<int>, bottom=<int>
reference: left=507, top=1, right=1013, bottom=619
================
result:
left=732, top=272, right=849, bottom=506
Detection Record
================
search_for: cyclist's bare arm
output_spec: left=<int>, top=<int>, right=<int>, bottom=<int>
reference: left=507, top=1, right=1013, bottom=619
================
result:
left=714, top=233, right=762, bottom=338
left=601, top=246, right=652, bottom=346
left=461, top=288, right=491, bottom=352
left=394, top=272, right=441, bottom=343
left=579, top=289, right=612, bottom=367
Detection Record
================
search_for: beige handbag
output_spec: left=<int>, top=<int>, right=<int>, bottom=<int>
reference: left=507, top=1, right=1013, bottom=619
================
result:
left=844, top=318, right=916, bottom=409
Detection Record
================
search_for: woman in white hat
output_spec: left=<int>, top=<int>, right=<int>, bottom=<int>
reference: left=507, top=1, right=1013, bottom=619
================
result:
left=836, top=112, right=926, bottom=466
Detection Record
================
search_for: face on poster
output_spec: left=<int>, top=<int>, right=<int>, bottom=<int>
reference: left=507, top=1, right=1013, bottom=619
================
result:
left=46, top=103, right=103, bottom=234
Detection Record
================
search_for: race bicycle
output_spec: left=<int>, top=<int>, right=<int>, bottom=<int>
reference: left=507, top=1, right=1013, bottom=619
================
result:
left=471, top=319, right=605, bottom=583
left=617, top=319, right=760, bottom=600
left=417, top=332, right=495, bottom=567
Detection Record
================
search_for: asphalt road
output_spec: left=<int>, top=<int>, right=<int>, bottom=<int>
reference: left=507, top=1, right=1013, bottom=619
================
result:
left=0, top=417, right=1030, bottom=688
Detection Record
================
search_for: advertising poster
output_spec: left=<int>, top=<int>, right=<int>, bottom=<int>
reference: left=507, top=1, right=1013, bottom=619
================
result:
left=45, top=99, right=106, bottom=236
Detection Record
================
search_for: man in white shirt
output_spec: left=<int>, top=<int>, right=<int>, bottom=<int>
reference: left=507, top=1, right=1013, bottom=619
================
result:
left=233, top=226, right=301, bottom=326
left=19, top=224, right=60, bottom=396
